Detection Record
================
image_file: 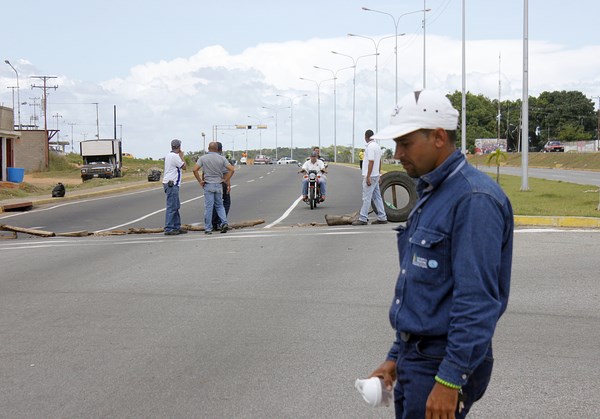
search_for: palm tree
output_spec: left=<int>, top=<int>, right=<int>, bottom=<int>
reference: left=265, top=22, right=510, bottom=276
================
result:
left=486, top=148, right=507, bottom=184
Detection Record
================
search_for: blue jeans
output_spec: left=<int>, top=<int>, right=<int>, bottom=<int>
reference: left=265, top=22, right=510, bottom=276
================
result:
left=212, top=183, right=231, bottom=229
left=302, top=178, right=326, bottom=196
left=359, top=176, right=386, bottom=222
left=163, top=183, right=181, bottom=232
left=394, top=336, right=493, bottom=418
left=204, top=182, right=227, bottom=232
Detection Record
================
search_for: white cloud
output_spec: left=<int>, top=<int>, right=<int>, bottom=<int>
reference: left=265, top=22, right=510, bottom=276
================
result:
left=4, top=34, right=599, bottom=159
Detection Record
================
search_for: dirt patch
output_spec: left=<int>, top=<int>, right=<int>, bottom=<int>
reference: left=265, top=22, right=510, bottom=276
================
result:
left=23, top=174, right=82, bottom=187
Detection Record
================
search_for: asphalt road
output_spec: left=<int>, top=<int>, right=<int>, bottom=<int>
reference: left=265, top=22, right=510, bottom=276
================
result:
left=1, top=226, right=599, bottom=418
left=0, top=164, right=364, bottom=234
left=476, top=165, right=600, bottom=187
left=1, top=164, right=599, bottom=418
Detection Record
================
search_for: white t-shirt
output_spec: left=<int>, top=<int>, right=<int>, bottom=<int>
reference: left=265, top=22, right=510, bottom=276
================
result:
left=302, top=159, right=325, bottom=174
left=362, top=140, right=382, bottom=177
left=163, top=152, right=185, bottom=186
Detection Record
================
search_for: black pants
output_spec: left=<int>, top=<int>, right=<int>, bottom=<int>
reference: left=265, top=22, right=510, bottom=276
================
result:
left=212, top=183, right=231, bottom=228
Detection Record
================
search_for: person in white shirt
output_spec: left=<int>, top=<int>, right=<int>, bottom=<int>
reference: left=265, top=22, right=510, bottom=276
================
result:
left=352, top=129, right=388, bottom=225
left=299, top=151, right=327, bottom=202
left=163, top=139, right=188, bottom=235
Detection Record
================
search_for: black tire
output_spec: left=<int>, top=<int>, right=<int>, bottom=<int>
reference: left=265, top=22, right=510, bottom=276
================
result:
left=309, top=188, right=315, bottom=210
left=372, top=171, right=417, bottom=222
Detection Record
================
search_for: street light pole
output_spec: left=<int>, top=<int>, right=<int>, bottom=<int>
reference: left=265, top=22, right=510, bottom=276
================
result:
left=276, top=94, right=307, bottom=160
left=362, top=7, right=430, bottom=104
left=201, top=132, right=206, bottom=154
left=4, top=60, right=21, bottom=129
left=331, top=51, right=378, bottom=163
left=314, top=65, right=353, bottom=163
left=299, top=77, right=334, bottom=150
left=348, top=33, right=405, bottom=133
left=262, top=105, right=289, bottom=160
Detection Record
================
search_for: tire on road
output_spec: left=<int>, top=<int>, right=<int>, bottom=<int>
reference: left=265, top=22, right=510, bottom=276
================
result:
left=372, top=171, right=417, bottom=222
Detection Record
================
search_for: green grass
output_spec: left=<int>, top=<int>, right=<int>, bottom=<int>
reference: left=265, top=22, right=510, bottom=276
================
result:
left=379, top=161, right=600, bottom=218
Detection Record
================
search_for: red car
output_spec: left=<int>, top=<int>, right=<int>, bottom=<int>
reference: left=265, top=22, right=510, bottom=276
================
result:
left=543, top=141, right=564, bottom=152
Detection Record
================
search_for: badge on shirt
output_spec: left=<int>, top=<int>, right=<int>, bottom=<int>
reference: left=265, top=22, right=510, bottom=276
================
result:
left=412, top=253, right=439, bottom=269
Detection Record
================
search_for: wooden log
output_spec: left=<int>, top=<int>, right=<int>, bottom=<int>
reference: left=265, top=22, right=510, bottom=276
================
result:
left=56, top=231, right=91, bottom=237
left=0, top=231, right=17, bottom=239
left=0, top=224, right=55, bottom=237
left=181, top=219, right=265, bottom=232
left=93, top=230, right=128, bottom=236
left=324, top=211, right=359, bottom=226
left=128, top=227, right=164, bottom=234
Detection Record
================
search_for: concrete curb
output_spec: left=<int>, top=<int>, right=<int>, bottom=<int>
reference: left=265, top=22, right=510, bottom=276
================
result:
left=514, top=215, right=600, bottom=228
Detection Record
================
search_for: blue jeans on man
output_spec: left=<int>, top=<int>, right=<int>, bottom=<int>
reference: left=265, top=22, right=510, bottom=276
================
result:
left=163, top=183, right=181, bottom=232
left=212, top=182, right=231, bottom=229
left=204, top=182, right=227, bottom=232
left=358, top=175, right=386, bottom=222
left=302, top=178, right=326, bottom=196
left=393, top=335, right=493, bottom=418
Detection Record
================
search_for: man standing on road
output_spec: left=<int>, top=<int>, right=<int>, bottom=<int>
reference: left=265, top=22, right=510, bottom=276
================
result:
left=163, top=139, right=187, bottom=236
left=211, top=142, right=234, bottom=231
left=366, top=90, right=514, bottom=418
left=193, top=141, right=235, bottom=234
left=352, top=129, right=387, bottom=225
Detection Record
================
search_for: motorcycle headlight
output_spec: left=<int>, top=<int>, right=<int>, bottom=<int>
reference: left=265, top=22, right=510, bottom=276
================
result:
left=309, top=173, right=316, bottom=180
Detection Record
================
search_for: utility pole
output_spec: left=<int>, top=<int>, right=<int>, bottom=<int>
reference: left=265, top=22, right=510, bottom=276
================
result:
left=30, top=76, right=58, bottom=166
left=52, top=112, right=63, bottom=149
left=29, top=97, right=41, bottom=128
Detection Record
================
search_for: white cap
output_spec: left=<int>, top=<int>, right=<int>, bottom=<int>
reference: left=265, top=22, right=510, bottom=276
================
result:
left=371, top=90, right=459, bottom=140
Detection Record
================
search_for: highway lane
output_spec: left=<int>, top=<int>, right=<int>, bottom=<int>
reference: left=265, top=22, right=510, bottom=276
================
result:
left=0, top=226, right=598, bottom=417
left=0, top=164, right=364, bottom=235
left=476, top=164, right=600, bottom=187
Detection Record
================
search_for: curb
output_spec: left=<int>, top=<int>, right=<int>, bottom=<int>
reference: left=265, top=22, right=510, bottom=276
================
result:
left=514, top=215, right=600, bottom=228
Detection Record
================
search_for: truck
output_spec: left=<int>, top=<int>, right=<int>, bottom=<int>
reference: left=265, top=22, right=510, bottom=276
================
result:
left=80, top=139, right=122, bottom=181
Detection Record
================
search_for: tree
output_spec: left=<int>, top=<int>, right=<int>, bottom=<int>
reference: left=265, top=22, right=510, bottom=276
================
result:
left=486, top=148, right=507, bottom=184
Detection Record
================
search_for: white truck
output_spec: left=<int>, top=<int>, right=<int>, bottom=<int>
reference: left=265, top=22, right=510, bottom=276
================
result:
left=80, top=139, right=122, bottom=181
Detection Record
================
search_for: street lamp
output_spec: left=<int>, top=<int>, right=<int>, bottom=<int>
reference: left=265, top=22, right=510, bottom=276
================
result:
left=314, top=65, right=353, bottom=163
left=262, top=105, right=289, bottom=160
left=4, top=60, right=21, bottom=129
left=362, top=6, right=431, bottom=103
left=276, top=94, right=307, bottom=160
left=299, top=77, right=334, bottom=150
left=331, top=51, right=378, bottom=163
left=348, top=33, right=405, bottom=132
left=201, top=132, right=206, bottom=154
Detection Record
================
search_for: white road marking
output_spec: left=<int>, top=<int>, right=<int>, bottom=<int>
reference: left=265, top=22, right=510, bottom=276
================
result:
left=264, top=196, right=303, bottom=229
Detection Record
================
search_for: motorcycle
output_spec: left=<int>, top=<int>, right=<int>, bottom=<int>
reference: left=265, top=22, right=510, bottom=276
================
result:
left=304, top=169, right=322, bottom=210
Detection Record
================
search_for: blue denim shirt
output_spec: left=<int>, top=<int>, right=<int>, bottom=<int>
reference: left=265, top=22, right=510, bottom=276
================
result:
left=387, top=150, right=513, bottom=387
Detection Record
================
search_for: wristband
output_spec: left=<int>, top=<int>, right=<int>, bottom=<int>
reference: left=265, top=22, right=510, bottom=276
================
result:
left=435, top=376, right=461, bottom=390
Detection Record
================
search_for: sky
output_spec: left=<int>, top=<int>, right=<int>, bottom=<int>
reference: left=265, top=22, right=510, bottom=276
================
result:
left=2, top=0, right=600, bottom=159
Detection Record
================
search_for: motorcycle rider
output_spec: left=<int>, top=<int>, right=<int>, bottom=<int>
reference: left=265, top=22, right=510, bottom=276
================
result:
left=299, top=151, right=327, bottom=202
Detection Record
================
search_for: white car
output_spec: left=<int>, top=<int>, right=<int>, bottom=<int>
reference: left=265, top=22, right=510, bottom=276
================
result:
left=277, top=157, right=298, bottom=165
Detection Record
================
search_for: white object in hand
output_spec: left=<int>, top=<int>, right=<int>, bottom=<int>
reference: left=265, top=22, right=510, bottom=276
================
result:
left=354, top=377, right=393, bottom=407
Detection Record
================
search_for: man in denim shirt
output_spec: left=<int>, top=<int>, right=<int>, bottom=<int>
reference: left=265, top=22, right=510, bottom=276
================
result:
left=367, top=90, right=513, bottom=418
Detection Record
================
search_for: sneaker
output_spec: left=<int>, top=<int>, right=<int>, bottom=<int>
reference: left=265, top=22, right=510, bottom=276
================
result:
left=220, top=223, right=229, bottom=233
left=164, top=230, right=179, bottom=235
left=352, top=220, right=368, bottom=226
left=178, top=229, right=188, bottom=234
left=302, top=196, right=308, bottom=202
left=214, top=225, right=222, bottom=231
left=204, top=230, right=212, bottom=235
left=371, top=220, right=388, bottom=225
left=319, top=196, right=325, bottom=202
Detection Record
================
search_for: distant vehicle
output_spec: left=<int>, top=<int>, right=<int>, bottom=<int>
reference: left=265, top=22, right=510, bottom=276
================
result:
left=80, top=139, right=122, bottom=181
left=254, top=155, right=271, bottom=165
left=543, top=141, right=564, bottom=152
left=122, top=152, right=135, bottom=159
left=240, top=156, right=247, bottom=165
left=277, top=157, right=298, bottom=165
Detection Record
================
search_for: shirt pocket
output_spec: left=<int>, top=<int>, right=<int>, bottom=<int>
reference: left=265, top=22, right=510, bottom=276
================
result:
left=408, top=227, right=448, bottom=285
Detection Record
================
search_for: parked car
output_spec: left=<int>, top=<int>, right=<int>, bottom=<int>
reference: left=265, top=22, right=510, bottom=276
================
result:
left=543, top=141, right=564, bottom=152
left=254, top=155, right=271, bottom=164
left=276, top=157, right=298, bottom=165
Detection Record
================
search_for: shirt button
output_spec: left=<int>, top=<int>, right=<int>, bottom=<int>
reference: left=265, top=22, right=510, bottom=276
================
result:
left=421, top=239, right=426, bottom=245
left=401, top=269, right=406, bottom=274
left=396, top=299, right=400, bottom=304
left=462, top=374, right=467, bottom=379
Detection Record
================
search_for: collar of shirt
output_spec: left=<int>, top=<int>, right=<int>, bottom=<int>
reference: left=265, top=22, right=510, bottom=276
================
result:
left=417, top=150, right=465, bottom=197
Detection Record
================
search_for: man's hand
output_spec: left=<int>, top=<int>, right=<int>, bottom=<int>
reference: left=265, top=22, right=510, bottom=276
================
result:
left=366, top=176, right=372, bottom=186
left=425, top=382, right=459, bottom=419
left=368, top=359, right=396, bottom=392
